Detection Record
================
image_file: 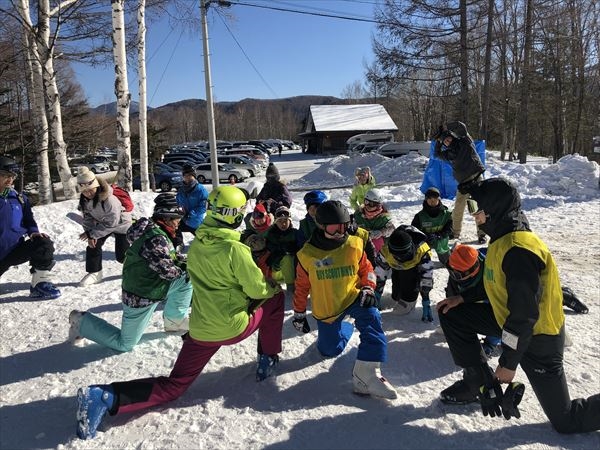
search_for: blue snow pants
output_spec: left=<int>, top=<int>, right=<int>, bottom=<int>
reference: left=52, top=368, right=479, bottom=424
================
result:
left=316, top=301, right=387, bottom=362
left=79, top=274, right=192, bottom=352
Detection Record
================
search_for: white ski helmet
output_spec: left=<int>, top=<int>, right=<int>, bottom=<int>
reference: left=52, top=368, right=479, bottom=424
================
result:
left=364, top=189, right=382, bottom=204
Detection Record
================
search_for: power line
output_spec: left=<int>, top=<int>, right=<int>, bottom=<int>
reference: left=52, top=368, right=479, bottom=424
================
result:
left=229, top=0, right=382, bottom=24
left=214, top=9, right=279, bottom=98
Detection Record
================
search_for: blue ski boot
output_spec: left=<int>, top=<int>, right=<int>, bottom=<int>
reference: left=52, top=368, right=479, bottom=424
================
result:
left=256, top=354, right=279, bottom=382
left=76, top=385, right=115, bottom=439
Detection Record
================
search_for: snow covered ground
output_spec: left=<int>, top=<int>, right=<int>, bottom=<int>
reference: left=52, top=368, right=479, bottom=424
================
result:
left=1, top=149, right=599, bottom=450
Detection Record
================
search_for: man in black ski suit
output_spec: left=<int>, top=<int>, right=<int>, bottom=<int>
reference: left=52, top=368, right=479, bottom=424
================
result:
left=433, top=121, right=486, bottom=243
left=436, top=177, right=599, bottom=433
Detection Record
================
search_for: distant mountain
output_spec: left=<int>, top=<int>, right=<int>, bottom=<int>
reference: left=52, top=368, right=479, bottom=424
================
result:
left=89, top=96, right=344, bottom=117
left=90, top=101, right=151, bottom=115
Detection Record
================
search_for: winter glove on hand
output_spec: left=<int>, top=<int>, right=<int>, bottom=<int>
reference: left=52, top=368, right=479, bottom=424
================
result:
left=501, top=382, right=525, bottom=420
left=421, top=298, right=434, bottom=322
left=357, top=286, right=377, bottom=308
left=479, top=379, right=504, bottom=418
left=292, top=312, right=310, bottom=333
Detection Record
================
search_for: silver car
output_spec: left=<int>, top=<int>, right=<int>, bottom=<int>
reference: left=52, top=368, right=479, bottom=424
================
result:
left=194, top=163, right=250, bottom=184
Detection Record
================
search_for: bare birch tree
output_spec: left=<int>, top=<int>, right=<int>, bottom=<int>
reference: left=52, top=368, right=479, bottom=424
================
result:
left=137, top=0, right=150, bottom=191
left=111, top=0, right=132, bottom=190
left=15, top=0, right=52, bottom=204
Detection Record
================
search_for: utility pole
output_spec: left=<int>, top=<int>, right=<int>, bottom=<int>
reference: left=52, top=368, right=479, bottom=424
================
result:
left=200, top=0, right=221, bottom=188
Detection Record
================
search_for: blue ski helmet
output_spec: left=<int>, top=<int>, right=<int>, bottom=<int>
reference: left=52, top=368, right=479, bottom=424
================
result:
left=303, top=190, right=327, bottom=207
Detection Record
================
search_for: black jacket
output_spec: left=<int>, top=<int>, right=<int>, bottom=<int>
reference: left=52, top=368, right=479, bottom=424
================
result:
left=434, top=128, right=485, bottom=184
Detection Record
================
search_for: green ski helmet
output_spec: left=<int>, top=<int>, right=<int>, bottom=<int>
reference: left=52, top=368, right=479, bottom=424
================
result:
left=206, top=185, right=247, bottom=228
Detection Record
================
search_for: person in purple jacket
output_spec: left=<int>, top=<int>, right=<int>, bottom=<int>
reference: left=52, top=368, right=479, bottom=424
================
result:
left=0, top=156, right=60, bottom=299
left=256, top=163, right=292, bottom=214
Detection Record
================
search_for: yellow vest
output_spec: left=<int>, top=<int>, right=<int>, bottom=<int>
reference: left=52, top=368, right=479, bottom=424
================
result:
left=484, top=231, right=564, bottom=335
left=381, top=241, right=431, bottom=270
left=296, top=235, right=364, bottom=322
left=354, top=227, right=370, bottom=249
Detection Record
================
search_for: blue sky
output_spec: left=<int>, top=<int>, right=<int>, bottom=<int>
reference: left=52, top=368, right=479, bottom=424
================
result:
left=72, top=1, right=379, bottom=108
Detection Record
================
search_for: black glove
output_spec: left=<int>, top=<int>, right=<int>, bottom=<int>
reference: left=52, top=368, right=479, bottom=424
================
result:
left=479, top=379, right=504, bottom=418
left=501, top=382, right=525, bottom=420
left=357, top=286, right=377, bottom=308
left=292, top=312, right=310, bottom=333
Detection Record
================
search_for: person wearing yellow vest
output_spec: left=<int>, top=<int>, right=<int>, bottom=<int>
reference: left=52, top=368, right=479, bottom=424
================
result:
left=437, top=177, right=599, bottom=433
left=377, top=225, right=435, bottom=321
left=292, top=200, right=397, bottom=400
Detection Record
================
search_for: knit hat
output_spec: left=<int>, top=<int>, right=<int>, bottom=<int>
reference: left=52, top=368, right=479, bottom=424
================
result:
left=448, top=244, right=481, bottom=280
left=182, top=164, right=195, bottom=177
left=153, top=193, right=184, bottom=219
left=77, top=166, right=100, bottom=191
left=274, top=205, right=291, bottom=219
left=425, top=187, right=440, bottom=198
left=252, top=203, right=268, bottom=219
left=355, top=167, right=370, bottom=177
left=388, top=229, right=415, bottom=262
left=266, top=163, right=280, bottom=181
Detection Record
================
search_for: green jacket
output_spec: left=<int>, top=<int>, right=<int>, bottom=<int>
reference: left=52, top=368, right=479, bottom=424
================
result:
left=412, top=206, right=452, bottom=254
left=187, top=217, right=278, bottom=342
left=122, top=223, right=173, bottom=301
left=349, top=175, right=376, bottom=211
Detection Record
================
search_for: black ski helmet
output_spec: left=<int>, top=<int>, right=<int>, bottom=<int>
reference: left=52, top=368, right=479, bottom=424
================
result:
left=153, top=193, right=184, bottom=219
left=315, top=200, right=350, bottom=226
left=0, top=156, right=21, bottom=175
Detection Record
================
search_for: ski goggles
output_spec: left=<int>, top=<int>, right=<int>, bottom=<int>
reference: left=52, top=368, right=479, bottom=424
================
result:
left=364, top=200, right=380, bottom=208
left=448, top=259, right=481, bottom=281
left=324, top=223, right=348, bottom=237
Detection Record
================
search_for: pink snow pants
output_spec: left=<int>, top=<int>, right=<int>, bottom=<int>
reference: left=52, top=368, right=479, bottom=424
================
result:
left=114, top=291, right=284, bottom=415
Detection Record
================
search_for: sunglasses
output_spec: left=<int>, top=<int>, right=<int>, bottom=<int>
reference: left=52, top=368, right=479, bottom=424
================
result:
left=78, top=180, right=96, bottom=188
left=448, top=260, right=481, bottom=281
left=324, top=223, right=348, bottom=236
left=275, top=211, right=290, bottom=219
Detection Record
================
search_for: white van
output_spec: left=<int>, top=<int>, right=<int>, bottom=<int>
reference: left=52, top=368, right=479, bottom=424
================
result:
left=346, top=132, right=394, bottom=151
left=375, top=141, right=431, bottom=158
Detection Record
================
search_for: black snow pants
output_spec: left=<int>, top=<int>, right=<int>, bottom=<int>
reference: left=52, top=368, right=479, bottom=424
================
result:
left=85, top=233, right=129, bottom=273
left=439, top=301, right=600, bottom=434
left=0, top=236, right=55, bottom=276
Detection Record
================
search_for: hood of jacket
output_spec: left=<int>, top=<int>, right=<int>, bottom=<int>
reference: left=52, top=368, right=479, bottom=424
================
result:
left=470, top=178, right=530, bottom=241
left=126, top=217, right=154, bottom=243
left=194, top=216, right=242, bottom=245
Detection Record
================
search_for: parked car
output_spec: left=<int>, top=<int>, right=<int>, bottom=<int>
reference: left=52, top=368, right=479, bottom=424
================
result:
left=162, top=151, right=206, bottom=165
left=207, top=155, right=263, bottom=177
left=375, top=141, right=431, bottom=158
left=132, top=163, right=183, bottom=192
left=347, top=142, right=382, bottom=155
left=71, top=156, right=111, bottom=175
left=222, top=147, right=269, bottom=166
left=91, top=155, right=118, bottom=171
left=194, top=163, right=250, bottom=184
